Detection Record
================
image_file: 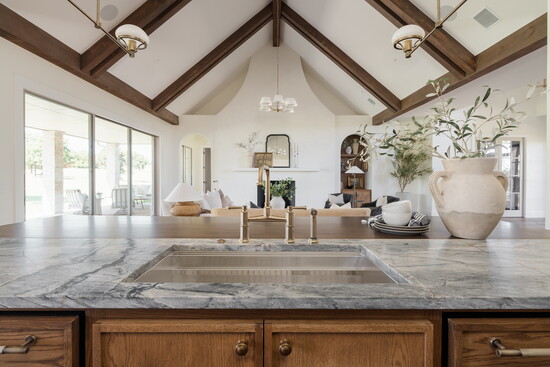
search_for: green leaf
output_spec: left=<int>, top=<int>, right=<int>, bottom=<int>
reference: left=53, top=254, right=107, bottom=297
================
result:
left=482, top=88, right=492, bottom=102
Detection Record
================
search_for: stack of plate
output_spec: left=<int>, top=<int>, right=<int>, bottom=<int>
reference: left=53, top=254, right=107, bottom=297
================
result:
left=370, top=215, right=429, bottom=236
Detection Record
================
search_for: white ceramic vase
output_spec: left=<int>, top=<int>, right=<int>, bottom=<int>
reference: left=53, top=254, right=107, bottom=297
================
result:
left=429, top=157, right=508, bottom=240
left=270, top=196, right=286, bottom=209
left=351, top=139, right=360, bottom=154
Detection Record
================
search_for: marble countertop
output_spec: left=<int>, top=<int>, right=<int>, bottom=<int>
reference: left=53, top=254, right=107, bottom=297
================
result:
left=0, top=237, right=548, bottom=309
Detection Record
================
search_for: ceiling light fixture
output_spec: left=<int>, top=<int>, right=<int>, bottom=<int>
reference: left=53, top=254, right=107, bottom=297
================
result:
left=392, top=0, right=468, bottom=58
left=67, top=0, right=149, bottom=58
left=259, top=48, right=298, bottom=113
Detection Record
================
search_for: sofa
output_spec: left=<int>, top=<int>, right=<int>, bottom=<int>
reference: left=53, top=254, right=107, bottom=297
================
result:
left=211, top=207, right=370, bottom=217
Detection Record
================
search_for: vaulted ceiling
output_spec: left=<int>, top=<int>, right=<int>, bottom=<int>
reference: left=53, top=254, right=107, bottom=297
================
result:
left=0, top=0, right=547, bottom=125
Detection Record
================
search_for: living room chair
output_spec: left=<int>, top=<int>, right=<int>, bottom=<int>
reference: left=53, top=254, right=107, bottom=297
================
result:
left=66, top=189, right=89, bottom=215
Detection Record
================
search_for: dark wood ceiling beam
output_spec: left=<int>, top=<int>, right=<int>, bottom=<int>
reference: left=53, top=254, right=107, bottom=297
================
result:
left=365, top=0, right=476, bottom=78
left=372, top=14, right=547, bottom=125
left=0, top=4, right=178, bottom=125
left=281, top=3, right=401, bottom=111
left=81, top=0, right=193, bottom=77
left=152, top=4, right=272, bottom=111
left=273, top=0, right=282, bottom=46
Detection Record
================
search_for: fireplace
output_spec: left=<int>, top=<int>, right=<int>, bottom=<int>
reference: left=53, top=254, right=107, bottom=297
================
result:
left=256, top=180, right=296, bottom=208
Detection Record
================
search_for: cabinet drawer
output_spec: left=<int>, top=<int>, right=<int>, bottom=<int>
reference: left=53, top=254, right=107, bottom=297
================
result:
left=265, top=319, right=433, bottom=367
left=93, top=319, right=262, bottom=367
left=0, top=316, right=79, bottom=367
left=449, top=318, right=550, bottom=367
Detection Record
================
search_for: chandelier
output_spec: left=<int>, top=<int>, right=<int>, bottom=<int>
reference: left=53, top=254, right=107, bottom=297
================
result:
left=392, top=0, right=468, bottom=58
left=67, top=0, right=149, bottom=58
left=259, top=48, right=298, bottom=113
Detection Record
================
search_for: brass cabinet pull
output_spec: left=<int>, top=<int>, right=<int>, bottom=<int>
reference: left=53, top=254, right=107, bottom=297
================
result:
left=279, top=339, right=292, bottom=356
left=0, top=335, right=37, bottom=354
left=235, top=340, right=248, bottom=356
left=490, top=338, right=550, bottom=357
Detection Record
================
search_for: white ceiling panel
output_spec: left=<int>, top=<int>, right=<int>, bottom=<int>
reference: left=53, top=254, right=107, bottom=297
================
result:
left=283, top=24, right=384, bottom=116
left=108, top=0, right=271, bottom=98
left=285, top=0, right=448, bottom=99
left=1, top=0, right=146, bottom=53
left=411, top=0, right=547, bottom=55
left=167, top=27, right=271, bottom=115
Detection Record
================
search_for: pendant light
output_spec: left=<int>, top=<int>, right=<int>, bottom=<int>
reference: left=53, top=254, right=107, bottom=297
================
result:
left=67, top=0, right=149, bottom=58
left=259, top=48, right=298, bottom=113
left=392, top=0, right=468, bottom=58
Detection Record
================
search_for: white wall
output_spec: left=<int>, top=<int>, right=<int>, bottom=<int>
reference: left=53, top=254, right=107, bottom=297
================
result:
left=178, top=45, right=366, bottom=208
left=0, top=38, right=180, bottom=225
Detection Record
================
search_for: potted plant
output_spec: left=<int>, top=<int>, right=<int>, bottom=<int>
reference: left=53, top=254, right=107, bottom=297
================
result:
left=268, top=177, right=295, bottom=209
left=236, top=131, right=261, bottom=167
left=379, top=126, right=432, bottom=199
left=408, top=79, right=535, bottom=239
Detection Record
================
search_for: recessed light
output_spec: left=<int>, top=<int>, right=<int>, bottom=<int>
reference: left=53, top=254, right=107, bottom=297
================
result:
left=100, top=4, right=118, bottom=21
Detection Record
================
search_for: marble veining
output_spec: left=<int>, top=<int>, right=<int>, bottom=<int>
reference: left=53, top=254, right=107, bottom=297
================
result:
left=0, top=237, right=549, bottom=309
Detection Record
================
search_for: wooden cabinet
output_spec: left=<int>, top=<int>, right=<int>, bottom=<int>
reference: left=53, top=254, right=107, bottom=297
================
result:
left=342, top=189, right=372, bottom=207
left=265, top=320, right=433, bottom=367
left=449, top=318, right=550, bottom=367
left=92, top=319, right=262, bottom=367
left=0, top=316, right=79, bottom=367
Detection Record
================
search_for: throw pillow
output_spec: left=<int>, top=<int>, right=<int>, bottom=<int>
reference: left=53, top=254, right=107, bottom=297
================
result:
left=376, top=196, right=388, bottom=207
left=206, top=190, right=223, bottom=209
left=328, top=193, right=345, bottom=205
left=330, top=203, right=340, bottom=209
left=201, top=195, right=211, bottom=210
left=249, top=201, right=260, bottom=208
left=221, top=195, right=233, bottom=208
left=341, top=202, right=352, bottom=208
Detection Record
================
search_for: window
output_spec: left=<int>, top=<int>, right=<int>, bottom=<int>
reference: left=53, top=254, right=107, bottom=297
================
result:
left=24, top=93, right=157, bottom=218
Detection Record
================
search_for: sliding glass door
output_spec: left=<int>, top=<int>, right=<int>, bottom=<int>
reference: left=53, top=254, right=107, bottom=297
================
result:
left=94, top=118, right=130, bottom=215
left=24, top=94, right=91, bottom=219
left=24, top=93, right=157, bottom=218
left=131, top=130, right=154, bottom=216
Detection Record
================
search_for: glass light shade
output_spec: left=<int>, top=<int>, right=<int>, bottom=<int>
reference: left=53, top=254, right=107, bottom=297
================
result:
left=165, top=183, right=202, bottom=202
left=259, top=97, right=272, bottom=106
left=272, top=95, right=284, bottom=104
left=259, top=106, right=271, bottom=112
left=391, top=24, right=425, bottom=50
left=285, top=97, right=297, bottom=107
left=115, top=24, right=149, bottom=54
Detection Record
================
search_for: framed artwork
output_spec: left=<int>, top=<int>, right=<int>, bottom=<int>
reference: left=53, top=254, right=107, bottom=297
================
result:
left=253, top=152, right=273, bottom=168
left=347, top=176, right=364, bottom=189
left=266, top=134, right=290, bottom=168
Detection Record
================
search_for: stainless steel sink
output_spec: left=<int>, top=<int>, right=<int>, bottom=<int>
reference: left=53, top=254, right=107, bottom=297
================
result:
left=133, top=251, right=398, bottom=284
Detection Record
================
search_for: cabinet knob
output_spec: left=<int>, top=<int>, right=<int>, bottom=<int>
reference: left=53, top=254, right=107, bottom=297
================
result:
left=0, top=335, right=37, bottom=354
left=279, top=339, right=292, bottom=356
left=235, top=340, right=248, bottom=356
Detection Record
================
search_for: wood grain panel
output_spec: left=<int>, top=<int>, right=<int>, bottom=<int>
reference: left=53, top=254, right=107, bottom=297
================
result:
left=82, top=0, right=194, bottom=76
left=265, top=319, right=433, bottom=367
left=449, top=318, right=550, bottom=367
left=152, top=4, right=272, bottom=111
left=0, top=4, right=178, bottom=125
left=281, top=3, right=401, bottom=112
left=93, top=319, right=262, bottom=367
left=0, top=316, right=78, bottom=367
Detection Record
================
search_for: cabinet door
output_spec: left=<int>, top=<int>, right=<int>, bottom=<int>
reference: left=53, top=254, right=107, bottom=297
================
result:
left=265, top=320, right=433, bottom=367
left=93, top=319, right=262, bottom=367
left=0, top=316, right=79, bottom=367
left=449, top=318, right=550, bottom=367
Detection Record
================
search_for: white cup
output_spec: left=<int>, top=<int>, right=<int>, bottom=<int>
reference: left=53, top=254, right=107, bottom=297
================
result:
left=382, top=211, right=412, bottom=226
left=382, top=200, right=412, bottom=214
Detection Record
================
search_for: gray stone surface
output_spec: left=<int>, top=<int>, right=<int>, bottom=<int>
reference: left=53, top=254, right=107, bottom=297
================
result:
left=0, top=237, right=549, bottom=309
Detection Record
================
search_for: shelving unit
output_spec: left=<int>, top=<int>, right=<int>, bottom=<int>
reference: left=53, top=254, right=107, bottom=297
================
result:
left=340, top=135, right=371, bottom=207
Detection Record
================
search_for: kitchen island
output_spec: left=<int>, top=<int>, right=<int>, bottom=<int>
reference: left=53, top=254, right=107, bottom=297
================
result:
left=0, top=216, right=549, bottom=366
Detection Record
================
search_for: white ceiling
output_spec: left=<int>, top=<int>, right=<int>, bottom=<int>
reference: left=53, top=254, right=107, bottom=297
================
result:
left=1, top=0, right=147, bottom=53
left=411, top=0, right=547, bottom=55
left=3, top=0, right=547, bottom=118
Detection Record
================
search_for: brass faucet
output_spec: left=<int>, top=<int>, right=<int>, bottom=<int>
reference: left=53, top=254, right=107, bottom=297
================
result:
left=229, top=165, right=318, bottom=244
